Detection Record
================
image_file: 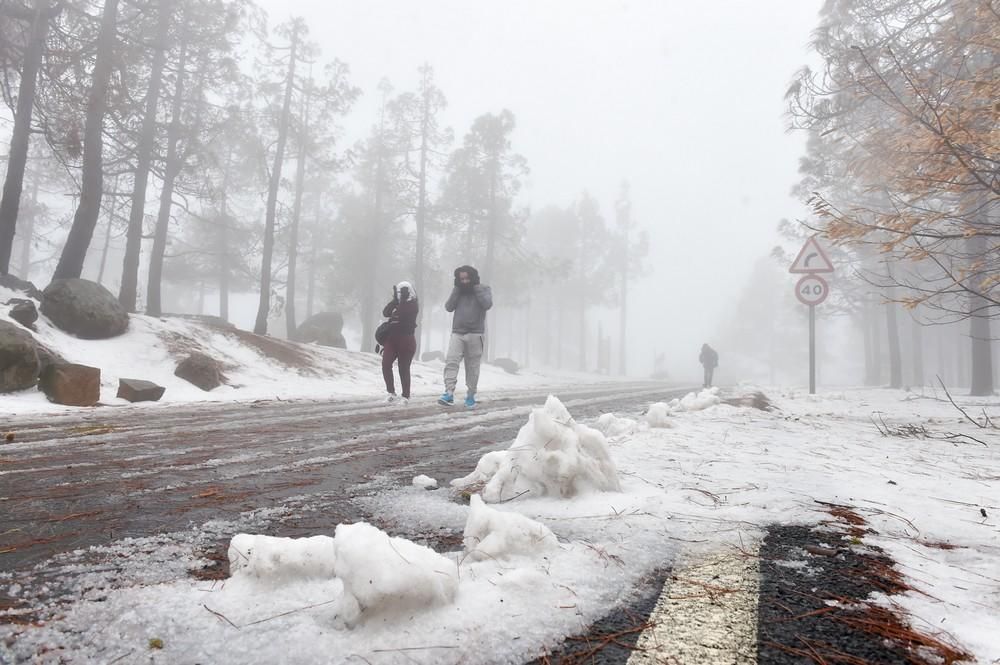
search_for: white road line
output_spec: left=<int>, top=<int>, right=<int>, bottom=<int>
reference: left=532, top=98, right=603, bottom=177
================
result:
left=628, top=544, right=761, bottom=665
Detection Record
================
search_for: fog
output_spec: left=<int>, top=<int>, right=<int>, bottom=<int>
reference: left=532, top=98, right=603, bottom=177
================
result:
left=3, top=0, right=994, bottom=392
left=230, top=0, right=818, bottom=382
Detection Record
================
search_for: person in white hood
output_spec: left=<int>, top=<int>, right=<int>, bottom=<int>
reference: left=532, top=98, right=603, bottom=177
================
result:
left=380, top=281, right=419, bottom=403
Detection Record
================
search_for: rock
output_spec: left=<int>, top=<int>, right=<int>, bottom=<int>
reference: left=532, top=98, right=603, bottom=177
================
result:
left=0, top=273, right=43, bottom=300
left=421, top=350, right=445, bottom=362
left=175, top=352, right=224, bottom=391
left=35, top=343, right=66, bottom=375
left=0, top=321, right=40, bottom=392
left=41, top=279, right=129, bottom=339
left=296, top=312, right=347, bottom=348
left=6, top=298, right=38, bottom=328
left=39, top=362, right=100, bottom=406
left=117, top=378, right=165, bottom=402
left=490, top=357, right=519, bottom=374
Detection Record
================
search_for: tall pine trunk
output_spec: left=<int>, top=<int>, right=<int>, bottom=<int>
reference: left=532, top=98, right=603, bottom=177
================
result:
left=285, top=85, right=310, bottom=341
left=968, top=234, right=994, bottom=395
left=53, top=0, right=120, bottom=280
left=885, top=296, right=902, bottom=389
left=254, top=26, right=299, bottom=335
left=413, top=87, right=431, bottom=356
left=119, top=0, right=171, bottom=311
left=0, top=0, right=53, bottom=274
left=145, top=40, right=189, bottom=317
left=16, top=179, right=39, bottom=277
left=910, top=315, right=924, bottom=388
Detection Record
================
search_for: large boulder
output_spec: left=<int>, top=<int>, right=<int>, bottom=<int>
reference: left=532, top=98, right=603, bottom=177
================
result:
left=296, top=312, right=347, bottom=348
left=0, top=273, right=43, bottom=300
left=39, top=362, right=100, bottom=406
left=41, top=279, right=129, bottom=339
left=175, top=352, right=224, bottom=391
left=35, top=342, right=66, bottom=375
left=0, top=320, right=40, bottom=392
left=117, top=378, right=165, bottom=402
left=6, top=298, right=38, bottom=329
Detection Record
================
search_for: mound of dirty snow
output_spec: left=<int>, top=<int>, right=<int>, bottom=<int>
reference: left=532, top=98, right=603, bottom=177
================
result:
left=452, top=395, right=621, bottom=502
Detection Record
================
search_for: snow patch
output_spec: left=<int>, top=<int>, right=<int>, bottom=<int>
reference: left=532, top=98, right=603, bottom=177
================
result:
left=596, top=412, right=641, bottom=436
left=644, top=402, right=674, bottom=428
left=411, top=474, right=439, bottom=489
left=463, top=495, right=559, bottom=561
left=333, top=522, right=458, bottom=622
left=452, top=395, right=620, bottom=502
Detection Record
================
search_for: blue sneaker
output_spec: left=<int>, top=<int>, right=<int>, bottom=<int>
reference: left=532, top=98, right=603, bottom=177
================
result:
left=438, top=392, right=454, bottom=406
left=464, top=394, right=476, bottom=408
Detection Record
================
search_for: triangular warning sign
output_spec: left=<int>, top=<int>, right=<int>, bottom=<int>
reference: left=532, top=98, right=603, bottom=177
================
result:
left=789, top=236, right=834, bottom=274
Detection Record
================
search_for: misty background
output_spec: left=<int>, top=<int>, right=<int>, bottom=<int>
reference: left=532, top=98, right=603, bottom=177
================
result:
left=2, top=0, right=994, bottom=391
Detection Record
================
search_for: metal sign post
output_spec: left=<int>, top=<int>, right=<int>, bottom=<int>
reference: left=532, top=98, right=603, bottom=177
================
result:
left=791, top=240, right=833, bottom=394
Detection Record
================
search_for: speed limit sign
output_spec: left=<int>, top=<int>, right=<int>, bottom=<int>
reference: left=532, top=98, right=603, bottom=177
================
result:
left=795, top=274, right=829, bottom=306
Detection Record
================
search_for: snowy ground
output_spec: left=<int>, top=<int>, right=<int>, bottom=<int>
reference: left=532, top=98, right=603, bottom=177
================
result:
left=1, top=385, right=997, bottom=664
left=0, top=284, right=620, bottom=414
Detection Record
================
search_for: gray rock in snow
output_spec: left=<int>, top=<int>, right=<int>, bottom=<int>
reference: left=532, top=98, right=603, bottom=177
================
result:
left=41, top=278, right=129, bottom=339
left=0, top=320, right=40, bottom=393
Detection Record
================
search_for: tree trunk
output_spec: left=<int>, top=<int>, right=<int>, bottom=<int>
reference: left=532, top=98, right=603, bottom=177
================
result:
left=968, top=234, right=994, bottom=395
left=254, top=25, right=298, bottom=335
left=0, top=0, right=52, bottom=274
left=16, top=179, right=39, bottom=278
left=118, top=0, right=171, bottom=311
left=867, top=295, right=883, bottom=385
left=218, top=145, right=233, bottom=322
left=306, top=193, right=320, bottom=321
left=885, top=297, right=902, bottom=389
left=861, top=308, right=875, bottom=385
left=52, top=0, right=120, bottom=280
left=96, top=206, right=114, bottom=286
left=414, top=87, right=431, bottom=357
left=910, top=315, right=924, bottom=388
left=285, top=85, right=310, bottom=341
left=145, top=39, right=189, bottom=317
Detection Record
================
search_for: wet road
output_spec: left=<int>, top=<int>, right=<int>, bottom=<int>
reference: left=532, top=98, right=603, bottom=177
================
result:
left=0, top=382, right=687, bottom=572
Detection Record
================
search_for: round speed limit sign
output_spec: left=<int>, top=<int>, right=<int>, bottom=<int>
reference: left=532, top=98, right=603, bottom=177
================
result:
left=795, top=274, right=829, bottom=306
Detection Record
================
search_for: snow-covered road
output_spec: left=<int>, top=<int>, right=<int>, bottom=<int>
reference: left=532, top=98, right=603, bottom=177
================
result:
left=0, top=382, right=682, bottom=570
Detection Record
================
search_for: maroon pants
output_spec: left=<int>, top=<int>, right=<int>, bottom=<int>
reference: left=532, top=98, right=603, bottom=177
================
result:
left=382, top=334, right=417, bottom=398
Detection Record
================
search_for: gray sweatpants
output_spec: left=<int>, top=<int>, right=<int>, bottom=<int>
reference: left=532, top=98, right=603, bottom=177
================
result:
left=444, top=332, right=485, bottom=396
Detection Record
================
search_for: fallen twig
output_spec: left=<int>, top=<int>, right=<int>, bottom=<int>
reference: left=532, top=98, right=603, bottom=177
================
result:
left=202, top=603, right=240, bottom=629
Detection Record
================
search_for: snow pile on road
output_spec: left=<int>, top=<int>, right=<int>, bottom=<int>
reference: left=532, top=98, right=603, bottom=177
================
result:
left=333, top=522, right=457, bottom=623
left=451, top=395, right=621, bottom=502
left=672, top=387, right=721, bottom=412
left=595, top=412, right=640, bottom=436
left=229, top=534, right=336, bottom=582
left=463, top=495, right=558, bottom=561
left=412, top=474, right=439, bottom=489
left=227, top=523, right=457, bottom=626
left=643, top=402, right=674, bottom=427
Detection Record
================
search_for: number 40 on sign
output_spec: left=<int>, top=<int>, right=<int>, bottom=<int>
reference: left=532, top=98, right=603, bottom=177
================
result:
left=796, top=274, right=829, bottom=306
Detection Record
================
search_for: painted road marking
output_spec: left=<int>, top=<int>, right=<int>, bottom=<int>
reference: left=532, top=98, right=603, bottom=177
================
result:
left=628, top=544, right=760, bottom=664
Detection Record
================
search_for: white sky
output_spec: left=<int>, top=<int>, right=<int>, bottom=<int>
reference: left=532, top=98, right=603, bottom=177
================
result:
left=249, top=0, right=822, bottom=377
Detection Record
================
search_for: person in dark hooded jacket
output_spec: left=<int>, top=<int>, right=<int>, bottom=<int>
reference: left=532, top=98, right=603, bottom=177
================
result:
left=439, top=265, right=492, bottom=408
left=699, top=343, right=719, bottom=388
left=381, top=281, right=419, bottom=404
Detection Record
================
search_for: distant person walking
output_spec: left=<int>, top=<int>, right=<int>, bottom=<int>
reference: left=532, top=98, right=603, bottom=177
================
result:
left=699, top=343, right=719, bottom=388
left=439, top=265, right=493, bottom=408
left=381, top=281, right=419, bottom=404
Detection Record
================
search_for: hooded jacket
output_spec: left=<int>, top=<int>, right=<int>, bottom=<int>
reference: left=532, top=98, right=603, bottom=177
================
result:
left=382, top=281, right=419, bottom=336
left=445, top=266, right=493, bottom=334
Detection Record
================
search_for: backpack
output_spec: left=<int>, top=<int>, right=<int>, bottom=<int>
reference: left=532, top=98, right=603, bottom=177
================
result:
left=374, top=320, right=392, bottom=352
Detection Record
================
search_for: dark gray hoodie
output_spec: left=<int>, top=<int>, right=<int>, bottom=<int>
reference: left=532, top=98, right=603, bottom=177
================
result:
left=445, top=285, right=493, bottom=334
